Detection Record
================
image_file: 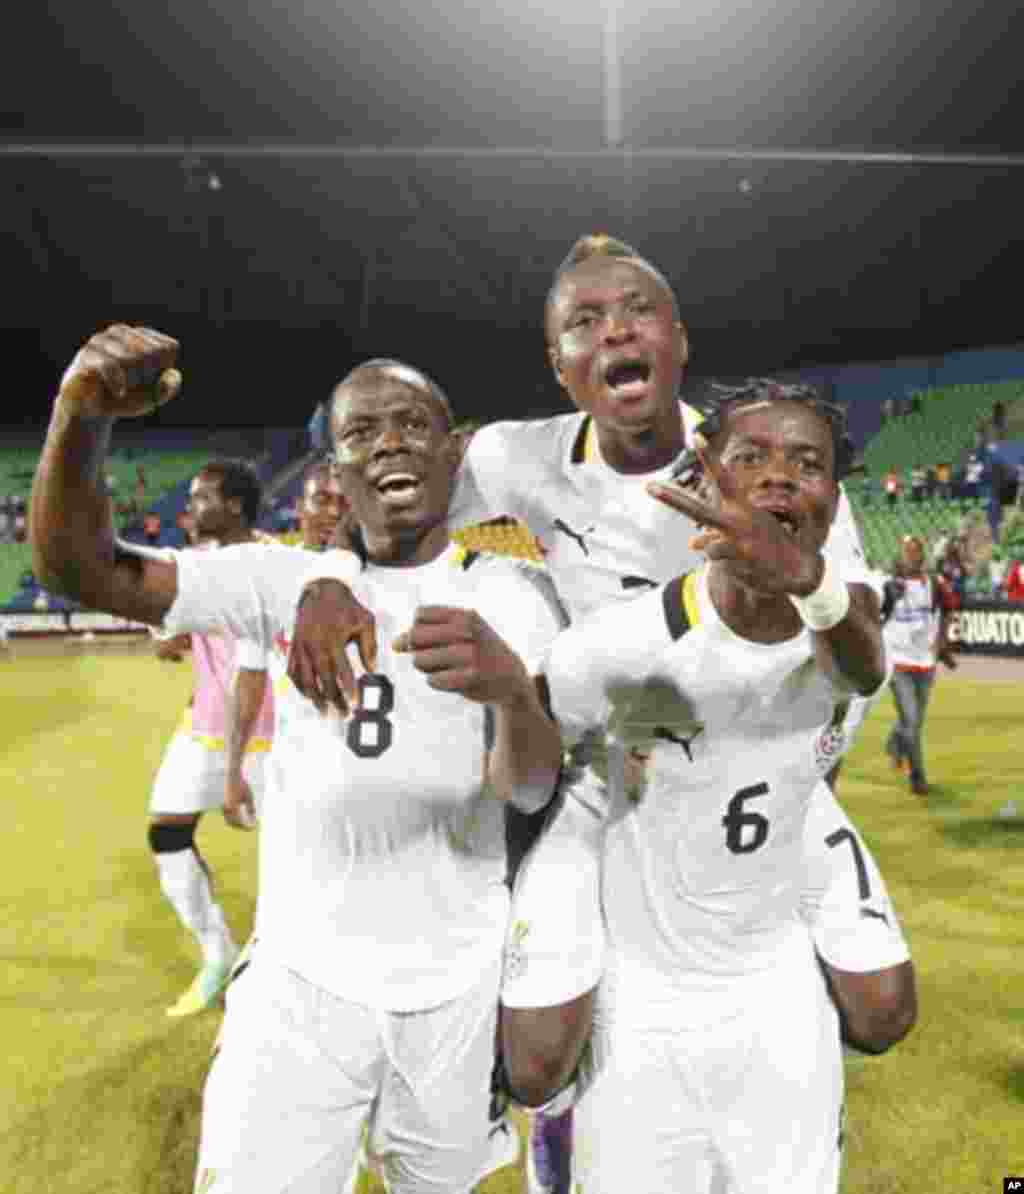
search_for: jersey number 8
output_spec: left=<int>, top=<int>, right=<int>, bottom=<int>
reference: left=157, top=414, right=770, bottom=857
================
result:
left=346, top=674, right=395, bottom=759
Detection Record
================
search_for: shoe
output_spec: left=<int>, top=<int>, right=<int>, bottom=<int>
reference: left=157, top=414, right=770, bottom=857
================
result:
left=890, top=754, right=906, bottom=772
left=910, top=776, right=930, bottom=796
left=166, top=957, right=236, bottom=1018
left=525, top=1109, right=573, bottom=1194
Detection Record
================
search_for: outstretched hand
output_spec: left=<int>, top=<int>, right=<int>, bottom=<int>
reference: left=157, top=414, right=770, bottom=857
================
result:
left=59, top=325, right=182, bottom=418
left=646, top=437, right=824, bottom=598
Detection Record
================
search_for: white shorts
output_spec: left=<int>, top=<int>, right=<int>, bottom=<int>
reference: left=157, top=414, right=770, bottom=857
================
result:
left=574, top=936, right=843, bottom=1194
left=501, top=789, right=606, bottom=1009
left=801, top=782, right=911, bottom=972
left=195, top=949, right=501, bottom=1194
left=148, top=733, right=267, bottom=818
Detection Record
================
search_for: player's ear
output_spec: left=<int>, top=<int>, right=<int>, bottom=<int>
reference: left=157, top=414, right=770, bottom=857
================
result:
left=675, top=322, right=690, bottom=369
left=548, top=341, right=570, bottom=392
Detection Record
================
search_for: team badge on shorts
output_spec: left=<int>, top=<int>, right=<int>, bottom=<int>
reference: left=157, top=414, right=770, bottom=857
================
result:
left=504, top=919, right=530, bottom=983
left=814, top=722, right=847, bottom=775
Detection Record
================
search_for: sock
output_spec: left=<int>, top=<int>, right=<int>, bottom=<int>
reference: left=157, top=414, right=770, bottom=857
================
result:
left=154, top=847, right=237, bottom=967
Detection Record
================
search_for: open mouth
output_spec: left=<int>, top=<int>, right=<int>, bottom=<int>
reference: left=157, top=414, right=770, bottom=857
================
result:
left=765, top=509, right=801, bottom=537
left=374, top=472, right=424, bottom=507
left=604, top=359, right=652, bottom=398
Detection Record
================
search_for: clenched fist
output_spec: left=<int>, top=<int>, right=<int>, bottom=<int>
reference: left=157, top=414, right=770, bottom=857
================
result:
left=59, top=324, right=182, bottom=418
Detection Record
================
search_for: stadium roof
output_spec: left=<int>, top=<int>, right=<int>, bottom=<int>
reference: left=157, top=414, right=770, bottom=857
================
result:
left=3, top=2, right=1023, bottom=426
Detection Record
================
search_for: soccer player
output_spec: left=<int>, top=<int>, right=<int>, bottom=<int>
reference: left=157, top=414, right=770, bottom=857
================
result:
left=528, top=387, right=888, bottom=1192
left=147, top=458, right=274, bottom=1016
left=31, top=327, right=566, bottom=1193
left=291, top=238, right=915, bottom=1103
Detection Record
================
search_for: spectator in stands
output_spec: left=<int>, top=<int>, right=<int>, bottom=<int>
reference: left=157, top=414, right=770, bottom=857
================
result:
left=884, top=468, right=901, bottom=508
left=939, top=537, right=967, bottom=602
left=910, top=464, right=926, bottom=503
left=992, top=399, right=1007, bottom=438
left=143, top=511, right=161, bottom=546
left=934, top=461, right=952, bottom=501
left=1004, top=555, right=1024, bottom=602
left=881, top=535, right=957, bottom=797
left=12, top=499, right=27, bottom=544
left=963, top=453, right=984, bottom=502
left=988, top=548, right=1007, bottom=596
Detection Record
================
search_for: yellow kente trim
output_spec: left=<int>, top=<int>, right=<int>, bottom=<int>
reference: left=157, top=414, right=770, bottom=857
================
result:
left=178, top=707, right=271, bottom=753
left=682, top=571, right=701, bottom=628
left=584, top=418, right=598, bottom=462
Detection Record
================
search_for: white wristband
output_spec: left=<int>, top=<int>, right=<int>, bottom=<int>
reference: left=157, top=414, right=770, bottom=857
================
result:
left=788, top=554, right=851, bottom=631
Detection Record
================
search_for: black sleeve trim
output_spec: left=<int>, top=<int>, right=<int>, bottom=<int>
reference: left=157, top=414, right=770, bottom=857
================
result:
left=570, top=415, right=592, bottom=464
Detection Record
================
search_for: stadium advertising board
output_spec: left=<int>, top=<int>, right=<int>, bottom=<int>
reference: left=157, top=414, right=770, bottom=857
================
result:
left=948, top=601, right=1024, bottom=658
left=0, top=610, right=149, bottom=636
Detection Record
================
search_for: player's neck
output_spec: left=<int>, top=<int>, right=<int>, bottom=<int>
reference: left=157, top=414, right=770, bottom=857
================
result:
left=592, top=404, right=685, bottom=475
left=708, top=564, right=803, bottom=644
left=360, top=519, right=451, bottom=567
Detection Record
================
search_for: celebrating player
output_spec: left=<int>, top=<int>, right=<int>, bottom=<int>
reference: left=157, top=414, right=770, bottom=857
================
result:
left=532, top=388, right=886, bottom=1191
left=30, top=329, right=566, bottom=1193
left=147, top=458, right=274, bottom=1016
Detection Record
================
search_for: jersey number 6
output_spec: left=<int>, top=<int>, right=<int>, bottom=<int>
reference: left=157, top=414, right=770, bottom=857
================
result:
left=722, top=782, right=770, bottom=854
left=346, top=674, right=395, bottom=759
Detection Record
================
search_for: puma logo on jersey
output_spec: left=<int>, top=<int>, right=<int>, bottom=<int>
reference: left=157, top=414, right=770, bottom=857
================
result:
left=654, top=724, right=704, bottom=762
left=621, top=575, right=658, bottom=591
left=859, top=907, right=890, bottom=926
left=552, top=518, right=593, bottom=556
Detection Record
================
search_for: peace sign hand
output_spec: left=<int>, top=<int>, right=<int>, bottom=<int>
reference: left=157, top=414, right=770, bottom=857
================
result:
left=646, top=437, right=825, bottom=598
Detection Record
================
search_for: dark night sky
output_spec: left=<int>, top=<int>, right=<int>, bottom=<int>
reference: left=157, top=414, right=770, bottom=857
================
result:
left=3, top=1, right=1022, bottom=426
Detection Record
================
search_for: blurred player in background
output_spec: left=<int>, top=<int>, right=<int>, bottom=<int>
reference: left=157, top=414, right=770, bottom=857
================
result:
left=31, top=334, right=567, bottom=1193
left=147, top=459, right=274, bottom=1016
left=222, top=458, right=349, bottom=830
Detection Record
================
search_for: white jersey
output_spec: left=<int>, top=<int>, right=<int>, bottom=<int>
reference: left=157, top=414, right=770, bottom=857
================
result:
left=543, top=566, right=852, bottom=989
left=883, top=574, right=943, bottom=671
left=451, top=405, right=870, bottom=623
left=160, top=541, right=565, bottom=1011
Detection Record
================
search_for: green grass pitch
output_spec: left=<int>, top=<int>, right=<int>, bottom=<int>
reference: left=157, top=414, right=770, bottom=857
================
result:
left=1, top=641, right=1021, bottom=1193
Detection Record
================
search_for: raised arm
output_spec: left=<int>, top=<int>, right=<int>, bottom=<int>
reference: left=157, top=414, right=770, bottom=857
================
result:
left=30, top=326, right=182, bottom=625
left=648, top=445, right=885, bottom=697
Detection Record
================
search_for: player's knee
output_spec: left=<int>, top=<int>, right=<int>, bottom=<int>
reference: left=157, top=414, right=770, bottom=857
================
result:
left=501, top=994, right=593, bottom=1107
left=148, top=818, right=198, bottom=854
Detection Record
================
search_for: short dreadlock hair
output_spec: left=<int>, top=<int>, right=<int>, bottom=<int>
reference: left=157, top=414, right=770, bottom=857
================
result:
left=671, top=378, right=855, bottom=485
left=545, top=233, right=681, bottom=342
